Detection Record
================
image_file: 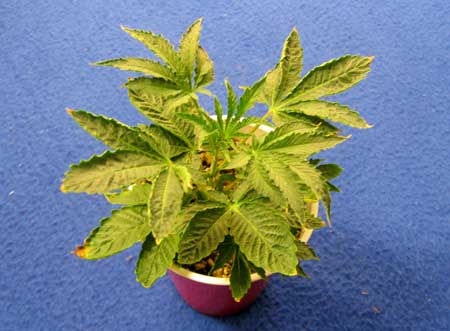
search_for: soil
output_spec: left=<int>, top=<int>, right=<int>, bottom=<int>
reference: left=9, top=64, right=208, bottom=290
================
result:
left=180, top=251, right=233, bottom=278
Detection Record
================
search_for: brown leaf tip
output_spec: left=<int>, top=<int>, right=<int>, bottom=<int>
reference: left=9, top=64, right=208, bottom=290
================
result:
left=66, top=108, right=75, bottom=116
left=72, top=245, right=89, bottom=259
left=60, top=184, right=66, bottom=193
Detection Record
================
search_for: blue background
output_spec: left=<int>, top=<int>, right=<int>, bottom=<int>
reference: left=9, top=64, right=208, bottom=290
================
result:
left=1, top=1, right=449, bottom=330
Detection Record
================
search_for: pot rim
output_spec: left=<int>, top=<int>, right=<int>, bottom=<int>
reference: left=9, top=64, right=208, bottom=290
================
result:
left=168, top=264, right=266, bottom=286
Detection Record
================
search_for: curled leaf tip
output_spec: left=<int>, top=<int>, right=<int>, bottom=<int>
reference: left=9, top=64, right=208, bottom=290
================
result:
left=72, top=245, right=89, bottom=259
left=65, top=108, right=75, bottom=116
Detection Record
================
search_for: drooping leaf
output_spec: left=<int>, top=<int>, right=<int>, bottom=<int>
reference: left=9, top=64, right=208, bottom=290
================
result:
left=67, top=109, right=155, bottom=156
left=73, top=205, right=149, bottom=260
left=229, top=201, right=298, bottom=275
left=136, top=234, right=179, bottom=287
left=61, top=151, right=164, bottom=194
left=283, top=100, right=372, bottom=128
left=230, top=248, right=251, bottom=301
left=295, top=241, right=319, bottom=261
left=92, top=58, right=176, bottom=82
left=284, top=55, right=373, bottom=104
left=317, top=163, right=343, bottom=180
left=246, top=258, right=266, bottom=279
left=178, top=208, right=230, bottom=264
left=208, top=236, right=236, bottom=275
left=149, top=167, right=184, bottom=241
left=178, top=18, right=203, bottom=81
left=296, top=264, right=310, bottom=279
left=194, top=46, right=214, bottom=88
left=105, top=182, right=152, bottom=205
left=121, top=26, right=181, bottom=72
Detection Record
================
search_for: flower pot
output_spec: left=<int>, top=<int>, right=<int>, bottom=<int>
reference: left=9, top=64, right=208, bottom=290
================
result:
left=169, top=201, right=319, bottom=317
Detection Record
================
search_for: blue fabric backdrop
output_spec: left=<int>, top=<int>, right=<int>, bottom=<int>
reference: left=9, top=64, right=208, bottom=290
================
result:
left=1, top=1, right=449, bottom=330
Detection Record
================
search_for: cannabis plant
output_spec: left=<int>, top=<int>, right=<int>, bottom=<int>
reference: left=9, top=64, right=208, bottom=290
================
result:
left=62, top=18, right=373, bottom=301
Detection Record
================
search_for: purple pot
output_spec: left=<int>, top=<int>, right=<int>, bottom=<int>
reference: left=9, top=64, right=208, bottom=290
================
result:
left=168, top=265, right=269, bottom=316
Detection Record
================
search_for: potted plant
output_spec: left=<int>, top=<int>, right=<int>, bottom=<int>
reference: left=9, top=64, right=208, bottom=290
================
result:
left=61, top=18, right=373, bottom=316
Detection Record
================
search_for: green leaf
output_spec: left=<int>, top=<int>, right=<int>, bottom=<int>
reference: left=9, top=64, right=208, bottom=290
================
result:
left=272, top=111, right=340, bottom=134
left=213, top=96, right=224, bottom=130
left=255, top=153, right=307, bottom=219
left=175, top=201, right=226, bottom=234
left=327, top=182, right=340, bottom=193
left=283, top=100, right=372, bottom=128
left=246, top=158, right=286, bottom=206
left=287, top=210, right=326, bottom=230
left=208, top=236, right=236, bottom=275
left=260, top=121, right=318, bottom=149
left=284, top=55, right=373, bottom=104
left=246, top=258, right=266, bottom=279
left=296, top=264, right=310, bottom=279
left=121, top=26, right=181, bottom=72
left=235, top=76, right=267, bottom=119
left=136, top=234, right=179, bottom=287
left=67, top=109, right=154, bottom=156
left=105, top=182, right=152, bottom=205
left=149, top=167, right=184, bottom=241
left=137, top=124, right=190, bottom=159
left=300, top=212, right=325, bottom=230
left=178, top=208, right=230, bottom=264
left=295, top=241, right=319, bottom=261
left=260, top=66, right=282, bottom=106
left=317, top=163, right=343, bottom=180
left=173, top=164, right=192, bottom=192
left=178, top=18, right=203, bottom=80
left=230, top=248, right=251, bottom=301
left=73, top=206, right=149, bottom=260
left=61, top=150, right=164, bottom=194
left=275, top=27, right=303, bottom=100
left=92, top=58, right=176, bottom=82
left=223, top=151, right=251, bottom=170
left=125, top=77, right=181, bottom=97
left=284, top=157, right=329, bottom=202
left=128, top=89, right=196, bottom=148
left=224, top=80, right=238, bottom=126
left=229, top=201, right=298, bottom=275
left=259, top=132, right=348, bottom=157
left=194, top=46, right=214, bottom=88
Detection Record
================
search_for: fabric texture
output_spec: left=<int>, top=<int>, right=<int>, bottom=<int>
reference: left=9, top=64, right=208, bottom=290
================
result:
left=1, top=1, right=449, bottom=330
